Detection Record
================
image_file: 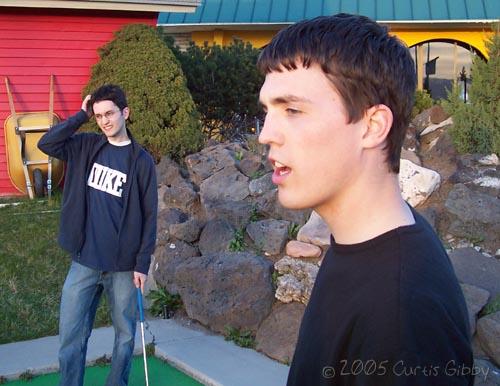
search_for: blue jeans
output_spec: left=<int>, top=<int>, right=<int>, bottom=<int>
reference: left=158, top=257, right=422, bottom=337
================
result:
left=58, top=261, right=137, bottom=386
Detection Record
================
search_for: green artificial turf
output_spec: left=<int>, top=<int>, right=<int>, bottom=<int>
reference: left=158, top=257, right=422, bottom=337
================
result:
left=4, top=356, right=202, bottom=385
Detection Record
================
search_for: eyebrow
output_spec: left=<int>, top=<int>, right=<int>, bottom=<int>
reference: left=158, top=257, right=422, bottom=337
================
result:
left=259, top=94, right=313, bottom=108
left=95, top=109, right=117, bottom=116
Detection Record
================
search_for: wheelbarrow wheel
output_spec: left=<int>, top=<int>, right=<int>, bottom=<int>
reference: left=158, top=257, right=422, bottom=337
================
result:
left=33, top=168, right=45, bottom=198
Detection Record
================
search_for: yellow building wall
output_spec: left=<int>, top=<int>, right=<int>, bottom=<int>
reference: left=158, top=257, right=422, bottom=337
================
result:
left=392, top=29, right=492, bottom=58
left=191, top=28, right=492, bottom=58
left=192, top=30, right=278, bottom=49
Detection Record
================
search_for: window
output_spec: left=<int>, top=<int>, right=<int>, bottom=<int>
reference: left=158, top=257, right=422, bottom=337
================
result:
left=410, top=41, right=483, bottom=101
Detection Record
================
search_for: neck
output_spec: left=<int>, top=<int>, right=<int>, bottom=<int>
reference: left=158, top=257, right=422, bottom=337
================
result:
left=316, top=168, right=415, bottom=245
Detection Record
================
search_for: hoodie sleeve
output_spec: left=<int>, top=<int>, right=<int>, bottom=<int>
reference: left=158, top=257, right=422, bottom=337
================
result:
left=134, top=152, right=158, bottom=274
left=38, top=110, right=89, bottom=161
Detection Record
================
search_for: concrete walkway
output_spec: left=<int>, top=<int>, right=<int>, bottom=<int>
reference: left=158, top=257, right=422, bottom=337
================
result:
left=0, top=318, right=289, bottom=386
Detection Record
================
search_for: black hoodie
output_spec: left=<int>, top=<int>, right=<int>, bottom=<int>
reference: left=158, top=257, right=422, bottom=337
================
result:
left=38, top=110, right=157, bottom=274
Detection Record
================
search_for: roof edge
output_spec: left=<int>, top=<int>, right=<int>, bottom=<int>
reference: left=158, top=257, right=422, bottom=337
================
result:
left=379, top=19, right=498, bottom=23
left=159, top=19, right=498, bottom=30
left=159, top=18, right=499, bottom=26
left=0, top=0, right=200, bottom=12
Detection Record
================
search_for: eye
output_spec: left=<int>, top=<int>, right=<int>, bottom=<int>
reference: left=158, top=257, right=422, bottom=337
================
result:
left=286, top=108, right=301, bottom=115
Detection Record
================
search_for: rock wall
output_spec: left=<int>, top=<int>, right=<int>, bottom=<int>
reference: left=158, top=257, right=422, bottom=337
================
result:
left=154, top=140, right=311, bottom=339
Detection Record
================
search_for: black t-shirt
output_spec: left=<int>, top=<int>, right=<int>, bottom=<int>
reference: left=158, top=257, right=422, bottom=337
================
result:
left=79, top=141, right=132, bottom=271
left=287, top=209, right=473, bottom=386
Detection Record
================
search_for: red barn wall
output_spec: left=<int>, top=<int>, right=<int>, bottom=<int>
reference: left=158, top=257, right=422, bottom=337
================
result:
left=0, top=7, right=156, bottom=196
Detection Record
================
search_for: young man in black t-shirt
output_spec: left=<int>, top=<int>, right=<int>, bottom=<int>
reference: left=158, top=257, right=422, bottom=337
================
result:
left=257, top=14, right=473, bottom=386
left=39, top=85, right=157, bottom=386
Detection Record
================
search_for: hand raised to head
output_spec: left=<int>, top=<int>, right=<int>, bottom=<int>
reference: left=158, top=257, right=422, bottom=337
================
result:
left=81, top=94, right=92, bottom=117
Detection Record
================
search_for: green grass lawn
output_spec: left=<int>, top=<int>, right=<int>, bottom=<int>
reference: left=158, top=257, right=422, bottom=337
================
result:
left=0, top=193, right=111, bottom=344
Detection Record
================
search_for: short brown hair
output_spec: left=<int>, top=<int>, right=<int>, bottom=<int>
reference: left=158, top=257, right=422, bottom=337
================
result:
left=257, top=13, right=416, bottom=173
left=88, top=84, right=128, bottom=112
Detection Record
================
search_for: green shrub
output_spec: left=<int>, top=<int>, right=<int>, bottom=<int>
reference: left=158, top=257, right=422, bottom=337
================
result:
left=411, top=89, right=434, bottom=118
left=235, top=150, right=244, bottom=161
left=287, top=223, right=300, bottom=240
left=84, top=24, right=203, bottom=161
left=228, top=228, right=246, bottom=252
left=145, top=342, right=156, bottom=357
left=250, top=169, right=266, bottom=180
left=442, top=26, right=500, bottom=154
left=224, top=325, right=256, bottom=348
left=480, top=295, right=500, bottom=317
left=166, top=37, right=264, bottom=141
left=147, top=287, right=183, bottom=317
left=19, top=371, right=34, bottom=381
left=249, top=205, right=264, bottom=222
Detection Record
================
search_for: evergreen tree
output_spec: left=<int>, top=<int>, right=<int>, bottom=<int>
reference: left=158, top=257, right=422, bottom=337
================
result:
left=83, top=24, right=203, bottom=161
left=166, top=38, right=264, bottom=141
left=443, top=25, right=500, bottom=154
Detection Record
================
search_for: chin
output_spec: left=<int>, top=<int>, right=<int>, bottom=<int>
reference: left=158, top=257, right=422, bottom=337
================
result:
left=277, top=190, right=314, bottom=211
left=105, top=131, right=118, bottom=138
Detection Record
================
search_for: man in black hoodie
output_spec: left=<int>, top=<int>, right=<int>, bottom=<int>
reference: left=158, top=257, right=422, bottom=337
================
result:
left=38, top=84, right=157, bottom=386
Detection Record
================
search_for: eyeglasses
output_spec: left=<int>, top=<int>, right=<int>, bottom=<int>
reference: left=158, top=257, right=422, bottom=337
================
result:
left=94, top=109, right=120, bottom=121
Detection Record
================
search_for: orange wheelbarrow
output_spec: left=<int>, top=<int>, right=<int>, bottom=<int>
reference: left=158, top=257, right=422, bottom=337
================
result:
left=4, top=76, right=64, bottom=199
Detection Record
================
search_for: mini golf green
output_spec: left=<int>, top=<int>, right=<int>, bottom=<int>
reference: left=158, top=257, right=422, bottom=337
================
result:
left=5, top=356, right=203, bottom=386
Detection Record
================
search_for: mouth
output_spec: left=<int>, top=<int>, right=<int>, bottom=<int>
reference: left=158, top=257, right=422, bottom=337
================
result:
left=269, top=158, right=291, bottom=184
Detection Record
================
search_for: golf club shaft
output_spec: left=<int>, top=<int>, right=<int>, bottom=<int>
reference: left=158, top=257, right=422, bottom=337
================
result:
left=137, top=287, right=150, bottom=386
left=140, top=321, right=149, bottom=386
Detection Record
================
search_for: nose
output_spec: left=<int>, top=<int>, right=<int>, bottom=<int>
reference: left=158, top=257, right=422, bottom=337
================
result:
left=100, top=115, right=111, bottom=125
left=258, top=111, right=284, bottom=146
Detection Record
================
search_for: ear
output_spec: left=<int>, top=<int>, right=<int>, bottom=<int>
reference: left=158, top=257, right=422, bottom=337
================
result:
left=122, top=107, right=130, bottom=120
left=360, top=104, right=393, bottom=149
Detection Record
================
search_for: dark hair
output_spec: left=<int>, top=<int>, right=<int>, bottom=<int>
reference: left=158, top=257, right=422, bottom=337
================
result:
left=257, top=14, right=416, bottom=173
left=88, top=84, right=128, bottom=112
